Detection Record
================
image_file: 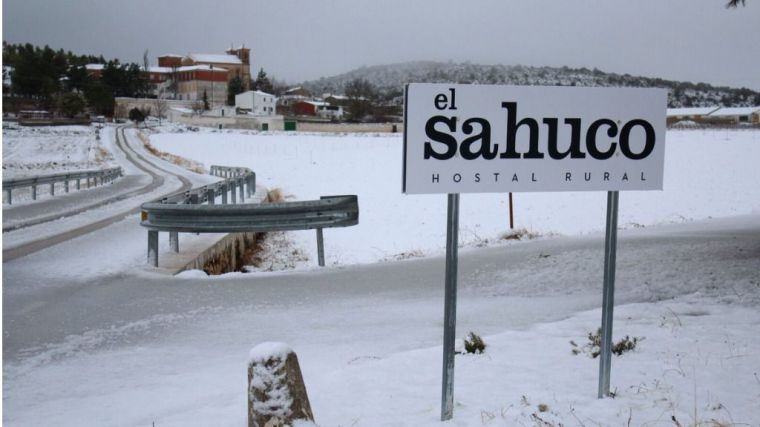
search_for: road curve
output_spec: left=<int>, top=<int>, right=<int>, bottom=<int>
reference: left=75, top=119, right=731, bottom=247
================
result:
left=3, top=126, right=194, bottom=262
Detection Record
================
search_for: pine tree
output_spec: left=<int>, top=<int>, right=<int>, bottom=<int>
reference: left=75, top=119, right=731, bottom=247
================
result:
left=253, top=68, right=273, bottom=93
left=227, top=76, right=244, bottom=105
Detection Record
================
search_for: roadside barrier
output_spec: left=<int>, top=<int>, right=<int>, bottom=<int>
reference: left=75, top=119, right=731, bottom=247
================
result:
left=140, top=165, right=358, bottom=268
left=3, top=167, right=123, bottom=205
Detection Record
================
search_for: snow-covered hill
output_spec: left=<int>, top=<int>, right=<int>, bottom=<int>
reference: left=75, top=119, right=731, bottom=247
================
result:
left=303, top=61, right=760, bottom=108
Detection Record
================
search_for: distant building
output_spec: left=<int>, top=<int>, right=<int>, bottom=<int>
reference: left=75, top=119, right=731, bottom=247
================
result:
left=666, top=107, right=719, bottom=125
left=174, top=65, right=228, bottom=103
left=84, top=63, right=105, bottom=78
left=705, top=107, right=760, bottom=124
left=235, top=90, right=277, bottom=116
left=291, top=100, right=344, bottom=119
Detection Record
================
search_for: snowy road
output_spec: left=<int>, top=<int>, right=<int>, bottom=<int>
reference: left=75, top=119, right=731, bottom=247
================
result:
left=3, top=213, right=759, bottom=425
left=2, top=126, right=197, bottom=261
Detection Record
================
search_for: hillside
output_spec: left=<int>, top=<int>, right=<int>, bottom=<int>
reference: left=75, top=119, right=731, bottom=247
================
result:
left=303, top=61, right=760, bottom=108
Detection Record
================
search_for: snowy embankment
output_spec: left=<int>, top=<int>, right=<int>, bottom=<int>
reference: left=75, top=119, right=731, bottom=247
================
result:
left=150, top=127, right=760, bottom=270
left=2, top=123, right=116, bottom=204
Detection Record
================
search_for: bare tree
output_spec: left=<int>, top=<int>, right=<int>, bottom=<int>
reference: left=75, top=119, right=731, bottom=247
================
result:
left=726, top=0, right=746, bottom=7
left=155, top=90, right=168, bottom=125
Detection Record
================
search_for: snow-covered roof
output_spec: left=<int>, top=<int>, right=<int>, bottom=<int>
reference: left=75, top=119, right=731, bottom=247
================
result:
left=141, top=66, right=173, bottom=73
left=285, top=87, right=304, bottom=94
left=85, top=64, right=105, bottom=71
left=324, top=94, right=349, bottom=100
left=176, top=65, right=227, bottom=72
left=707, top=107, right=760, bottom=117
left=159, top=54, right=183, bottom=58
left=667, top=107, right=719, bottom=117
left=188, top=54, right=242, bottom=65
left=238, top=90, right=276, bottom=97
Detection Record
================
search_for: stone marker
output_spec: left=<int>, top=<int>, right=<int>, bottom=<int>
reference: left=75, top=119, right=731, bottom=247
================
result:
left=248, top=342, right=314, bottom=427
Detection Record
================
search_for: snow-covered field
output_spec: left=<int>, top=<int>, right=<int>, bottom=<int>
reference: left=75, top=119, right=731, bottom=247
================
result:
left=150, top=127, right=760, bottom=268
left=3, top=127, right=759, bottom=426
left=2, top=122, right=116, bottom=203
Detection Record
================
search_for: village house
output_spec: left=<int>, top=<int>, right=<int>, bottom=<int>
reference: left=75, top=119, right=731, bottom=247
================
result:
left=235, top=90, right=277, bottom=116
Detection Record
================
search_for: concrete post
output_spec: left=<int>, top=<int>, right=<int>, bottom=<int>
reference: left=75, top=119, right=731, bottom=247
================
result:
left=5, top=189, right=11, bottom=205
left=231, top=182, right=237, bottom=204
left=76, top=179, right=81, bottom=190
left=32, top=185, right=37, bottom=200
left=239, top=179, right=245, bottom=203
left=65, top=179, right=70, bottom=193
left=50, top=183, right=55, bottom=196
left=222, top=185, right=228, bottom=204
left=207, top=188, right=215, bottom=205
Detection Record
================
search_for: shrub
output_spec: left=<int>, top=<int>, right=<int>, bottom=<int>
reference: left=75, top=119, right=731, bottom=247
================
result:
left=464, top=332, right=486, bottom=354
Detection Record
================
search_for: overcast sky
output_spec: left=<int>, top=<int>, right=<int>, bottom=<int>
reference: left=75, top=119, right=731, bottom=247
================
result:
left=3, top=0, right=759, bottom=89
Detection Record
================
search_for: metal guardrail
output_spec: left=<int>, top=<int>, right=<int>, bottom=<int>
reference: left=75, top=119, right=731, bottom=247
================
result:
left=3, top=167, right=123, bottom=205
left=140, top=165, right=359, bottom=269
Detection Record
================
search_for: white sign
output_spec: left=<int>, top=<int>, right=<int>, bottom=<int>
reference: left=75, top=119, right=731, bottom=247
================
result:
left=403, top=83, right=667, bottom=194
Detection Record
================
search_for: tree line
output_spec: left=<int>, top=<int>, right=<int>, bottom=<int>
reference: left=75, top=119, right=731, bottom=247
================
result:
left=3, top=42, right=152, bottom=117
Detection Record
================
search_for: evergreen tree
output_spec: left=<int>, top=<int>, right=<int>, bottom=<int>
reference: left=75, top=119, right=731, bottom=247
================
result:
left=203, top=90, right=210, bottom=110
left=253, top=68, right=273, bottom=93
left=227, top=76, right=244, bottom=105
left=58, top=92, right=86, bottom=117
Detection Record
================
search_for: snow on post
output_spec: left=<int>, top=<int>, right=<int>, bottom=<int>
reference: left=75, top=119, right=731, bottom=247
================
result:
left=248, top=342, right=314, bottom=427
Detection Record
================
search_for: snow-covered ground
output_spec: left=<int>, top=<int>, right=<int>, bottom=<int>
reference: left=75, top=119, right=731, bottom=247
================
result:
left=2, top=122, right=116, bottom=204
left=3, top=127, right=759, bottom=426
left=149, top=127, right=760, bottom=268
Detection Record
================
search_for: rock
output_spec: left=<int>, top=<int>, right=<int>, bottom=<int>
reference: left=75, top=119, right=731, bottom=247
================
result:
left=248, top=342, right=314, bottom=427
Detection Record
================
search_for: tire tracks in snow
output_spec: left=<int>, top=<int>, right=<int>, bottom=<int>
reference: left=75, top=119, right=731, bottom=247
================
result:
left=3, top=126, right=193, bottom=262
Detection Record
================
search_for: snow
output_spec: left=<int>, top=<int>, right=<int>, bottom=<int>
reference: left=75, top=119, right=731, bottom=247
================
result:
left=2, top=126, right=759, bottom=426
left=188, top=53, right=242, bottom=64
left=667, top=107, right=720, bottom=116
left=249, top=342, right=293, bottom=364
left=708, top=106, right=760, bottom=116
left=149, top=128, right=760, bottom=268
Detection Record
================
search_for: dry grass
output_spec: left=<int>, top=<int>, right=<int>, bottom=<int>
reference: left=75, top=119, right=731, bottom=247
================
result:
left=266, top=188, right=286, bottom=203
left=500, top=228, right=540, bottom=241
left=136, top=131, right=205, bottom=174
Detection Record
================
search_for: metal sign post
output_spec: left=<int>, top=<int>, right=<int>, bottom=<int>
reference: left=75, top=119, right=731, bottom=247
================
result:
left=441, top=193, right=460, bottom=421
left=598, top=191, right=619, bottom=398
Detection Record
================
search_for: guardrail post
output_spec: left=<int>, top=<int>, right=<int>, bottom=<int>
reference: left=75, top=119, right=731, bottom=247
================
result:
left=50, top=182, right=55, bottom=196
left=170, top=232, right=179, bottom=253
left=316, top=228, right=325, bottom=267
left=5, top=188, right=11, bottom=205
left=207, top=188, right=215, bottom=205
left=239, top=179, right=245, bottom=202
left=148, top=230, right=159, bottom=267
left=221, top=185, right=228, bottom=204
left=76, top=179, right=81, bottom=190
left=32, top=185, right=37, bottom=200
left=231, top=181, right=237, bottom=204
left=65, top=178, right=70, bottom=193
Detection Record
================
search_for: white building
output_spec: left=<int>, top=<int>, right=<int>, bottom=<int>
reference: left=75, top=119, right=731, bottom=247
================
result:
left=235, top=90, right=277, bottom=116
